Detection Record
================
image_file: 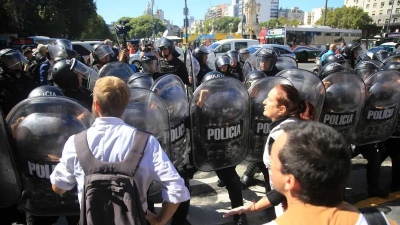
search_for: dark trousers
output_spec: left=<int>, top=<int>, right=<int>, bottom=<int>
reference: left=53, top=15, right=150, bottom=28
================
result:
left=357, top=143, right=384, bottom=192
left=172, top=166, right=244, bottom=224
left=243, top=161, right=270, bottom=189
left=382, top=138, right=400, bottom=188
left=26, top=213, right=79, bottom=225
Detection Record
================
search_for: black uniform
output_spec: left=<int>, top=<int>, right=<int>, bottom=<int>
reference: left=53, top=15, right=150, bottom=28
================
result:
left=154, top=57, right=190, bottom=85
left=263, top=66, right=281, bottom=77
left=196, top=63, right=212, bottom=85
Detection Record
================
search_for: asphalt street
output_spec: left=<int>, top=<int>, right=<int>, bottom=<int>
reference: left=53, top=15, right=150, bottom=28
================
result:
left=53, top=61, right=400, bottom=225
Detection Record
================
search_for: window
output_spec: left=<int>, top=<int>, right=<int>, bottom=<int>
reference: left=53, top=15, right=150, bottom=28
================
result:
left=373, top=3, right=377, bottom=7
left=381, top=2, right=384, bottom=7
left=351, top=33, right=356, bottom=37
left=388, top=9, right=392, bottom=14
left=234, top=42, right=247, bottom=50
left=72, top=44, right=91, bottom=56
left=378, top=19, right=382, bottom=23
left=219, top=43, right=231, bottom=53
left=390, top=0, right=393, bottom=4
left=379, top=10, right=383, bottom=15
left=394, top=17, right=398, bottom=23
left=372, top=11, right=376, bottom=15
left=344, top=33, right=349, bottom=37
left=334, top=33, right=341, bottom=36
left=385, top=19, right=390, bottom=23
left=366, top=4, right=370, bottom=8
left=396, top=8, right=400, bottom=13
left=325, top=33, right=332, bottom=36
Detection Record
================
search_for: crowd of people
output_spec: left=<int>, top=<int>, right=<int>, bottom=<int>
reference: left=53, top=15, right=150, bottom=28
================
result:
left=0, top=36, right=398, bottom=225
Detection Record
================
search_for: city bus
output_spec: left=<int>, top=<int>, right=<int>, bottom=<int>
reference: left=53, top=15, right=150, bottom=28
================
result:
left=260, top=26, right=362, bottom=49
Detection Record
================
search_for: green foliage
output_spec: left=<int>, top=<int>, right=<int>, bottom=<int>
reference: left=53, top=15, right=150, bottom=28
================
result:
left=315, top=6, right=373, bottom=30
left=80, top=15, right=113, bottom=40
left=203, top=16, right=241, bottom=33
left=118, top=15, right=166, bottom=39
left=260, top=17, right=300, bottom=28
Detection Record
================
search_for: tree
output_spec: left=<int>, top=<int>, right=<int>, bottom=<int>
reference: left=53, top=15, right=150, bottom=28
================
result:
left=80, top=15, right=113, bottom=40
left=122, top=15, right=165, bottom=39
left=260, top=17, right=300, bottom=28
left=202, top=16, right=241, bottom=33
left=315, top=6, right=373, bottom=30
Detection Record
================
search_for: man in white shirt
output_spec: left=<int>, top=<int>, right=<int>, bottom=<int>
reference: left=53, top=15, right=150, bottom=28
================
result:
left=50, top=76, right=190, bottom=225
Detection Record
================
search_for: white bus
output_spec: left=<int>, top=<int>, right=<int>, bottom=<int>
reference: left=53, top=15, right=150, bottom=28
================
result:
left=260, top=26, right=362, bottom=49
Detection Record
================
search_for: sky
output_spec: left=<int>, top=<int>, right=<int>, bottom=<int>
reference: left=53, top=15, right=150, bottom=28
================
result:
left=95, top=0, right=344, bottom=27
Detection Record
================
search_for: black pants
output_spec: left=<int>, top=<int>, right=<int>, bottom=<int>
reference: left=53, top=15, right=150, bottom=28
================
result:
left=26, top=213, right=79, bottom=225
left=357, top=143, right=384, bottom=192
left=172, top=166, right=244, bottom=225
left=382, top=138, right=400, bottom=188
left=243, top=161, right=270, bottom=189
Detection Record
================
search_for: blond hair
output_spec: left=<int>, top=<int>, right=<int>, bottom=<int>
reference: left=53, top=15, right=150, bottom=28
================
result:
left=93, top=77, right=130, bottom=117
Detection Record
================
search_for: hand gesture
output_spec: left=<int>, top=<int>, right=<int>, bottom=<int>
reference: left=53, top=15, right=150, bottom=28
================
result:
left=223, top=203, right=252, bottom=218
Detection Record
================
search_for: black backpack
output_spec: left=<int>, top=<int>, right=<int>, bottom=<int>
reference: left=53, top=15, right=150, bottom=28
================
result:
left=359, top=207, right=390, bottom=225
left=75, top=130, right=150, bottom=225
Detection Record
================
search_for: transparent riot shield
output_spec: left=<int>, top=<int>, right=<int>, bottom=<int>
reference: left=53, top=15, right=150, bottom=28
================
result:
left=176, top=47, right=184, bottom=62
left=6, top=97, right=94, bottom=215
left=368, top=59, right=384, bottom=70
left=277, top=68, right=326, bottom=120
left=383, top=55, right=400, bottom=66
left=127, top=73, right=154, bottom=89
left=0, top=109, right=21, bottom=209
left=185, top=49, right=194, bottom=91
left=98, top=61, right=135, bottom=83
left=354, top=71, right=400, bottom=145
left=151, top=74, right=189, bottom=166
left=191, top=56, right=200, bottom=91
left=246, top=77, right=293, bottom=162
left=275, top=56, right=298, bottom=71
left=122, top=88, right=171, bottom=156
left=320, top=72, right=366, bottom=145
left=243, top=55, right=256, bottom=78
left=70, top=58, right=99, bottom=91
left=190, top=77, right=249, bottom=171
left=206, top=51, right=216, bottom=71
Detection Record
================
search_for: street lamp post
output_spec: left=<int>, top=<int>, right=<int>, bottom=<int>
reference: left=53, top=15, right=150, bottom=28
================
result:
left=323, top=0, right=328, bottom=26
left=387, top=0, right=395, bottom=34
left=151, top=0, right=155, bottom=40
left=184, top=0, right=189, bottom=44
left=241, top=0, right=244, bottom=38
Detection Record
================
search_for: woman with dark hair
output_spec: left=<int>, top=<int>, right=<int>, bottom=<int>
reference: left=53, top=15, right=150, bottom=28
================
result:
left=223, top=84, right=315, bottom=222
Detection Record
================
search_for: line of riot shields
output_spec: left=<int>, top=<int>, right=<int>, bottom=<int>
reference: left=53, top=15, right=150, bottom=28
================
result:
left=2, top=43, right=400, bottom=217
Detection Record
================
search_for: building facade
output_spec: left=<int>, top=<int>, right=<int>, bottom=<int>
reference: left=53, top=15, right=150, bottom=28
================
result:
left=345, top=0, right=400, bottom=31
left=278, top=7, right=305, bottom=23
left=229, top=0, right=279, bottom=22
left=303, top=7, right=334, bottom=25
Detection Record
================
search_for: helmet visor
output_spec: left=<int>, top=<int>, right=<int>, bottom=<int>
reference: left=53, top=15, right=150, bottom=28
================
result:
left=71, top=59, right=99, bottom=91
left=48, top=45, right=68, bottom=61
left=141, top=58, right=159, bottom=74
left=2, top=51, right=27, bottom=69
left=240, top=52, right=250, bottom=62
left=95, top=44, right=114, bottom=60
left=256, top=57, right=275, bottom=71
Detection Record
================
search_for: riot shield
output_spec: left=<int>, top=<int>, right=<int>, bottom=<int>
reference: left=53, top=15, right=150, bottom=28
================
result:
left=354, top=71, right=400, bottom=145
left=185, top=49, right=195, bottom=91
left=246, top=77, right=293, bottom=162
left=368, top=59, right=384, bottom=70
left=275, top=56, right=298, bottom=71
left=191, top=56, right=200, bottom=90
left=277, top=68, right=326, bottom=120
left=383, top=55, right=400, bottom=66
left=243, top=55, right=256, bottom=78
left=206, top=50, right=216, bottom=71
left=151, top=74, right=189, bottom=166
left=127, top=73, right=154, bottom=89
left=190, top=77, right=249, bottom=171
left=0, top=109, right=21, bottom=209
left=320, top=72, right=366, bottom=145
left=71, top=58, right=99, bottom=91
left=122, top=88, right=171, bottom=156
left=6, top=97, right=94, bottom=215
left=98, top=61, right=135, bottom=83
left=175, top=47, right=184, bottom=62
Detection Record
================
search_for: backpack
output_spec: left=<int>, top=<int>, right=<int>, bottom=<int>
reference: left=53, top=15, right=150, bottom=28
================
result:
left=359, top=207, right=390, bottom=225
left=74, top=130, right=150, bottom=225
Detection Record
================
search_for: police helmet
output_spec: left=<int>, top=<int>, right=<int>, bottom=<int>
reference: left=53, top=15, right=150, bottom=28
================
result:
left=356, top=54, right=371, bottom=64
left=92, top=43, right=114, bottom=61
left=215, top=55, right=231, bottom=72
left=239, top=48, right=250, bottom=62
left=323, top=54, right=346, bottom=66
left=372, top=50, right=389, bottom=63
left=325, top=43, right=330, bottom=50
left=256, top=48, right=278, bottom=72
left=226, top=50, right=240, bottom=66
left=0, top=48, right=27, bottom=72
left=51, top=59, right=80, bottom=89
left=344, top=42, right=361, bottom=58
left=28, top=85, right=65, bottom=98
left=140, top=54, right=158, bottom=74
left=158, top=37, right=175, bottom=55
left=320, top=62, right=346, bottom=80
left=127, top=72, right=154, bottom=89
left=192, top=46, right=209, bottom=63
left=382, top=61, right=400, bottom=71
left=354, top=61, right=379, bottom=80
left=202, top=71, right=225, bottom=83
left=53, top=39, right=73, bottom=50
left=244, top=70, right=266, bottom=89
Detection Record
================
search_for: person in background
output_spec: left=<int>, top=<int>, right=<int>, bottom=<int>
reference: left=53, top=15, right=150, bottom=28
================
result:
left=104, top=39, right=119, bottom=62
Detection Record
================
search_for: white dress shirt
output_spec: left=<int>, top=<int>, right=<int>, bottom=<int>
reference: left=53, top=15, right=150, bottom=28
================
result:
left=50, top=117, right=190, bottom=211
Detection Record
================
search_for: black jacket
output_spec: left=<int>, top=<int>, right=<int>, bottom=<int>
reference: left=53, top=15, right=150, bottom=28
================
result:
left=263, top=66, right=281, bottom=76
left=153, top=57, right=190, bottom=85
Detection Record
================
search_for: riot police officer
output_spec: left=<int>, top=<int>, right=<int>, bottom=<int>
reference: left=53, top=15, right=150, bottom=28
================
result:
left=153, top=37, right=190, bottom=85
left=256, top=48, right=280, bottom=76
left=320, top=62, right=346, bottom=80
left=0, top=49, right=38, bottom=115
left=244, top=70, right=266, bottom=89
left=343, top=41, right=363, bottom=68
left=372, top=50, right=389, bottom=63
left=354, top=61, right=379, bottom=81
left=51, top=59, right=93, bottom=109
left=227, top=50, right=244, bottom=81
left=215, top=55, right=237, bottom=79
left=192, top=46, right=212, bottom=85
left=90, top=43, right=114, bottom=72
left=239, top=48, right=250, bottom=68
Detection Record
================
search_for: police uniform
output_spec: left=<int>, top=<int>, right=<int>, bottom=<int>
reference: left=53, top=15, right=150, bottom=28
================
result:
left=154, top=57, right=190, bottom=85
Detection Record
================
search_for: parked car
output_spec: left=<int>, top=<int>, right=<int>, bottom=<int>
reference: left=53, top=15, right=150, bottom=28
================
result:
left=367, top=43, right=397, bottom=58
left=209, top=39, right=259, bottom=57
left=71, top=40, right=102, bottom=64
left=293, top=46, right=322, bottom=62
left=247, top=44, right=296, bottom=59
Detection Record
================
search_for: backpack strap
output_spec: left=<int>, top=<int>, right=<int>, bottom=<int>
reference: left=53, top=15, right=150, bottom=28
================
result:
left=75, top=129, right=150, bottom=176
left=359, top=207, right=390, bottom=225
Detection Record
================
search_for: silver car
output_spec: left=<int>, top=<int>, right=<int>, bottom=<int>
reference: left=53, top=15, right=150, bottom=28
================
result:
left=247, top=44, right=296, bottom=59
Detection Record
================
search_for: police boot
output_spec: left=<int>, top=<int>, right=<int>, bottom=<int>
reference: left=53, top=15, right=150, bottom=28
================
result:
left=216, top=179, right=226, bottom=187
left=241, top=162, right=258, bottom=189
